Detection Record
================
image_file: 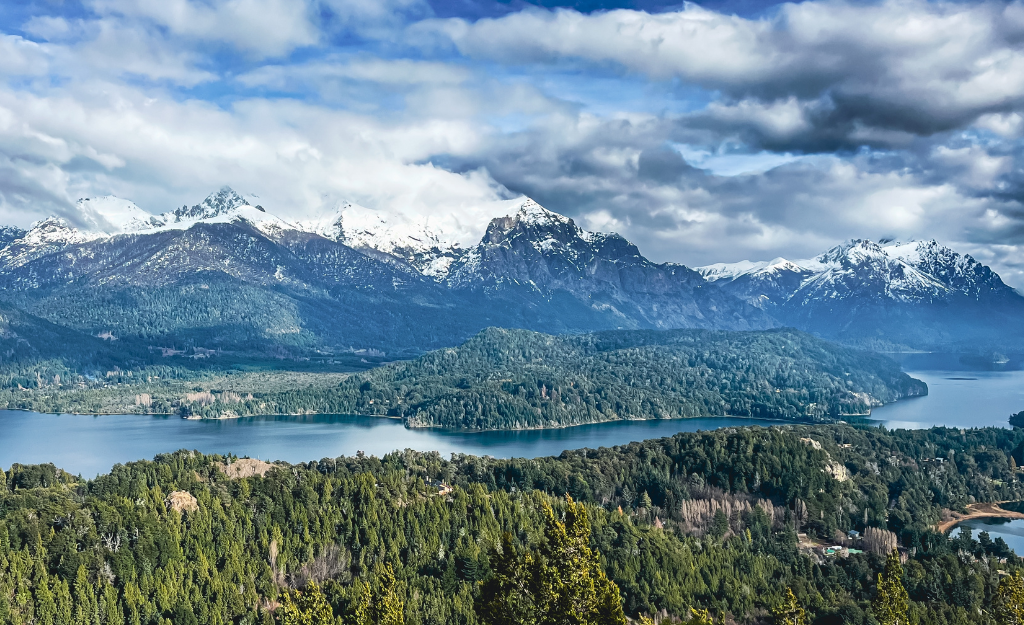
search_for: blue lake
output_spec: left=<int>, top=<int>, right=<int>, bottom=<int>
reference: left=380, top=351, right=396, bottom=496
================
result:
left=0, top=411, right=782, bottom=477
left=956, top=518, right=1024, bottom=555
left=1, top=364, right=1022, bottom=477
left=870, top=369, right=1024, bottom=430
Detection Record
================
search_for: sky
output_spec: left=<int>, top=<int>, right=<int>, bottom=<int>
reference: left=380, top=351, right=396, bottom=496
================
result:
left=1, top=0, right=1024, bottom=287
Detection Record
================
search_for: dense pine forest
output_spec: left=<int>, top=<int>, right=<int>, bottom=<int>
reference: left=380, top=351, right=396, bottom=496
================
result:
left=4, top=423, right=1024, bottom=624
left=0, top=327, right=927, bottom=428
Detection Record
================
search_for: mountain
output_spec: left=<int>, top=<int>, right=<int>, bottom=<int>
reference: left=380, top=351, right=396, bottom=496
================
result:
left=445, top=200, right=766, bottom=330
left=0, top=189, right=771, bottom=355
left=698, top=239, right=1024, bottom=349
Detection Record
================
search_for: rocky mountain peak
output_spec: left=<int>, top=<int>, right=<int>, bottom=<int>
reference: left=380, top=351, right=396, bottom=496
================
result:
left=173, top=187, right=250, bottom=222
left=816, top=239, right=890, bottom=267
left=482, top=199, right=582, bottom=246
left=22, top=217, right=96, bottom=246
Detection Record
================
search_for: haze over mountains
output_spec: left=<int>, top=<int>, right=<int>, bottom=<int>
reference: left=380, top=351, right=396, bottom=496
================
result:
left=0, top=187, right=1020, bottom=356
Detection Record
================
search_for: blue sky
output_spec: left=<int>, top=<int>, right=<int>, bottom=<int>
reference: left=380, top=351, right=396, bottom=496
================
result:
left=1, top=0, right=1023, bottom=286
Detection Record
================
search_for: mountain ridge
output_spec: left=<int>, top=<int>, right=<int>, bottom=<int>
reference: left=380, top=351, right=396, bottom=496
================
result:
left=6, top=189, right=1022, bottom=353
left=697, top=239, right=1024, bottom=349
left=0, top=188, right=773, bottom=354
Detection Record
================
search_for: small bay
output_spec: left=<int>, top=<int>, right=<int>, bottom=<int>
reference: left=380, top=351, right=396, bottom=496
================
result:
left=956, top=518, right=1024, bottom=555
left=869, top=368, right=1024, bottom=429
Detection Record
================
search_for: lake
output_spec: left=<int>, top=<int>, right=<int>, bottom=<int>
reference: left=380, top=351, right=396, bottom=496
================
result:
left=956, top=518, right=1024, bottom=555
left=869, top=368, right=1024, bottom=429
left=0, top=412, right=782, bottom=477
left=2, top=363, right=1022, bottom=477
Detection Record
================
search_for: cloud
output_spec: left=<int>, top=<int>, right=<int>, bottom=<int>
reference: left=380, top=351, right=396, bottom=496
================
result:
left=422, top=0, right=1024, bottom=149
left=87, top=0, right=320, bottom=58
left=0, top=35, right=49, bottom=77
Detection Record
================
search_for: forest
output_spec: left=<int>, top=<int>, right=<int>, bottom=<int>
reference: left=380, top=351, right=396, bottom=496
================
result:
left=0, top=327, right=927, bottom=429
left=3, top=423, right=1024, bottom=624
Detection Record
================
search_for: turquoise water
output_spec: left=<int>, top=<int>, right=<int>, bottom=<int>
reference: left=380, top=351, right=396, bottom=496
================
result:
left=2, top=365, right=1021, bottom=478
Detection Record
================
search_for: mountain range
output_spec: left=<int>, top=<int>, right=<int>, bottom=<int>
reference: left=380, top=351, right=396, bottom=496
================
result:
left=0, top=187, right=1020, bottom=356
left=697, top=239, right=1024, bottom=350
left=0, top=188, right=768, bottom=356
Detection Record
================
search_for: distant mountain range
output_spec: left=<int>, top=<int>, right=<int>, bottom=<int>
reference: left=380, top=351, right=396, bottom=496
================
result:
left=697, top=239, right=1024, bottom=350
left=0, top=187, right=1019, bottom=356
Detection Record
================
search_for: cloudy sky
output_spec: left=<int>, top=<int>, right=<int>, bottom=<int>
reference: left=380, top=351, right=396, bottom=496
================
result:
left=2, top=0, right=1024, bottom=286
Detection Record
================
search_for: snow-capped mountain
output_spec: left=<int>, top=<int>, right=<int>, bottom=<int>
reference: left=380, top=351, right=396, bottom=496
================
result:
left=698, top=239, right=1024, bottom=348
left=3, top=188, right=1019, bottom=352
left=294, top=201, right=466, bottom=279
left=441, top=198, right=772, bottom=330
left=0, top=188, right=772, bottom=353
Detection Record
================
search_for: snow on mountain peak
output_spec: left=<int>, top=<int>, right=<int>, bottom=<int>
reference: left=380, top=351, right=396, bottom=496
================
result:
left=23, top=216, right=98, bottom=246
left=515, top=198, right=574, bottom=228
left=76, top=196, right=164, bottom=234
left=172, top=187, right=251, bottom=222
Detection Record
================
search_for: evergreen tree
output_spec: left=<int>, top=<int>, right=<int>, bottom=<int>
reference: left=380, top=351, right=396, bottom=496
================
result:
left=74, top=565, right=97, bottom=625
left=33, top=575, right=57, bottom=625
left=872, top=551, right=909, bottom=625
left=356, top=565, right=404, bottom=625
left=279, top=581, right=334, bottom=625
left=995, top=571, right=1024, bottom=625
left=477, top=533, right=540, bottom=625
left=772, top=588, right=806, bottom=625
left=479, top=496, right=627, bottom=625
left=374, top=564, right=404, bottom=625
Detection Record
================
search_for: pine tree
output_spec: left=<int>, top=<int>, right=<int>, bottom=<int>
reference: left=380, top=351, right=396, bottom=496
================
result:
left=477, top=533, right=540, bottom=625
left=995, top=570, right=1024, bottom=625
left=279, top=581, right=334, bottom=625
left=872, top=550, right=909, bottom=625
left=478, top=495, right=628, bottom=625
left=772, top=588, right=806, bottom=625
left=74, top=565, right=97, bottom=625
left=355, top=565, right=404, bottom=625
left=593, top=567, right=627, bottom=625
left=33, top=575, right=57, bottom=625
left=374, top=564, right=404, bottom=625
left=684, top=608, right=714, bottom=625
left=354, top=580, right=373, bottom=625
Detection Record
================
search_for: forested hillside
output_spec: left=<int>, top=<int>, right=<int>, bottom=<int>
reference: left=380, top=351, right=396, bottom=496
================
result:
left=179, top=327, right=923, bottom=427
left=2, top=327, right=925, bottom=427
left=2, top=424, right=1024, bottom=624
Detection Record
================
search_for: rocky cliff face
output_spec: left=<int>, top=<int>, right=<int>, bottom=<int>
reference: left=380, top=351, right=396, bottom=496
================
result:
left=446, top=200, right=772, bottom=330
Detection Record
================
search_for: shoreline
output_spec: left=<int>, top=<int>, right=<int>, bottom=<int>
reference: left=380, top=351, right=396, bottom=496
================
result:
left=6, top=406, right=826, bottom=432
left=937, top=502, right=1024, bottom=533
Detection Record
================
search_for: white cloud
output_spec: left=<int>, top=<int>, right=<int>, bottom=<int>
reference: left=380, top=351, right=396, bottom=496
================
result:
left=88, top=0, right=320, bottom=57
left=422, top=0, right=1024, bottom=142
left=0, top=35, right=49, bottom=77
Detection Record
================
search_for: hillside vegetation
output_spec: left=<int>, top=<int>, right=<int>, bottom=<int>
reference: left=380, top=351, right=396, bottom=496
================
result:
left=2, top=424, right=1024, bottom=624
left=344, top=327, right=926, bottom=429
left=195, top=327, right=922, bottom=428
left=0, top=328, right=926, bottom=428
